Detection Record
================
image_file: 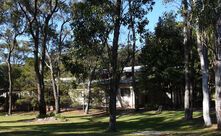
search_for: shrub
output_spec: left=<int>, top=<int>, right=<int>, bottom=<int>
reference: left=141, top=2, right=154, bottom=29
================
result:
left=15, top=96, right=37, bottom=111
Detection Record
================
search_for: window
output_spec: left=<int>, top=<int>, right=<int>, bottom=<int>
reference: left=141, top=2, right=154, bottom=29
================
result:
left=120, top=88, right=130, bottom=97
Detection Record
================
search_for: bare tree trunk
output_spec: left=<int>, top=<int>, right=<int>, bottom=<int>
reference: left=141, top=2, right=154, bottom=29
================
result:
left=190, top=33, right=194, bottom=114
left=105, top=87, right=109, bottom=113
left=55, top=19, right=69, bottom=114
left=182, top=0, right=192, bottom=120
left=56, top=48, right=61, bottom=114
left=55, top=82, right=60, bottom=113
left=33, top=38, right=46, bottom=116
left=85, top=77, right=92, bottom=114
left=108, top=0, right=121, bottom=132
left=215, top=60, right=221, bottom=129
left=129, top=0, right=139, bottom=111
left=116, top=89, right=124, bottom=108
left=46, top=52, right=60, bottom=114
left=7, top=53, right=12, bottom=115
left=19, top=0, right=59, bottom=117
left=50, top=65, right=60, bottom=114
left=191, top=0, right=211, bottom=126
left=85, top=68, right=96, bottom=114
left=196, top=29, right=212, bottom=126
left=36, top=66, right=46, bottom=116
left=6, top=36, right=17, bottom=115
left=215, top=16, right=221, bottom=130
left=37, top=4, right=57, bottom=116
left=36, top=71, right=46, bottom=116
left=109, top=84, right=117, bottom=131
left=56, top=68, right=61, bottom=113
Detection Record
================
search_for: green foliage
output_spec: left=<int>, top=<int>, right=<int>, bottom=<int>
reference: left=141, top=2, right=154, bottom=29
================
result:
left=0, top=96, right=5, bottom=106
left=124, top=0, right=155, bottom=40
left=60, top=95, right=72, bottom=108
left=68, top=88, right=84, bottom=107
left=140, top=12, right=184, bottom=98
left=48, top=112, right=55, bottom=117
left=62, top=55, right=87, bottom=80
left=0, top=64, right=9, bottom=89
left=192, top=0, right=221, bottom=29
left=36, top=111, right=68, bottom=121
left=18, top=58, right=36, bottom=93
left=72, top=2, right=110, bottom=47
left=90, top=85, right=106, bottom=108
left=15, top=91, right=38, bottom=111
left=36, top=111, right=55, bottom=119
left=55, top=114, right=68, bottom=122
left=64, top=0, right=111, bottom=82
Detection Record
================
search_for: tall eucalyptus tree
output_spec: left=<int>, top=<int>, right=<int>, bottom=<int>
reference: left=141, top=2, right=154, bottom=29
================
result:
left=127, top=0, right=154, bottom=111
left=192, top=0, right=212, bottom=126
left=70, top=0, right=154, bottom=131
left=18, top=0, right=59, bottom=116
left=192, top=0, right=221, bottom=128
left=181, top=0, right=193, bottom=120
left=214, top=1, right=221, bottom=129
left=45, top=1, right=71, bottom=114
left=0, top=0, right=25, bottom=115
left=70, top=0, right=111, bottom=114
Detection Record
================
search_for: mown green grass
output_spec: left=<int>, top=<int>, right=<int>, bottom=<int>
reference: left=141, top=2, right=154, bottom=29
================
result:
left=0, top=110, right=220, bottom=136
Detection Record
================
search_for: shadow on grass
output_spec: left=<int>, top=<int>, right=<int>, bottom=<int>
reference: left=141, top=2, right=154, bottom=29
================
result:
left=0, top=118, right=35, bottom=124
left=0, top=131, right=121, bottom=136
left=0, top=111, right=218, bottom=136
left=0, top=121, right=109, bottom=136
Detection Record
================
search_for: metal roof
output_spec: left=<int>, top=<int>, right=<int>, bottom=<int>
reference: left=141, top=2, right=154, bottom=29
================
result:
left=123, top=66, right=142, bottom=72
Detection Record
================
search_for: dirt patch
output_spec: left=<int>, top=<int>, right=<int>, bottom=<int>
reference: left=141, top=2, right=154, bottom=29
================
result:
left=35, top=117, right=57, bottom=122
left=132, top=131, right=170, bottom=136
left=20, top=117, right=67, bottom=123
left=62, top=109, right=107, bottom=117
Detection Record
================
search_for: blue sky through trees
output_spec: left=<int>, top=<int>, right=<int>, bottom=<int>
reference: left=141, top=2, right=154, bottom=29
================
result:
left=118, top=0, right=180, bottom=48
left=147, top=1, right=180, bottom=32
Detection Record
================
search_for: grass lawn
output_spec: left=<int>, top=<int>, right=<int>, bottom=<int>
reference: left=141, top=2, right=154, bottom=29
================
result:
left=0, top=110, right=220, bottom=136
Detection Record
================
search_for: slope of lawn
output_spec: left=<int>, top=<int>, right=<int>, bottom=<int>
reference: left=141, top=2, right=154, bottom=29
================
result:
left=0, top=110, right=220, bottom=136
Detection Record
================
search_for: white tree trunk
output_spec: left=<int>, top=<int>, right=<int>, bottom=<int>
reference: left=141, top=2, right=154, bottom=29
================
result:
left=116, top=89, right=124, bottom=108
left=192, top=0, right=212, bottom=127
left=215, top=16, right=221, bottom=130
left=215, top=60, right=221, bottom=129
left=85, top=78, right=92, bottom=114
left=196, top=29, right=212, bottom=126
left=46, top=51, right=60, bottom=114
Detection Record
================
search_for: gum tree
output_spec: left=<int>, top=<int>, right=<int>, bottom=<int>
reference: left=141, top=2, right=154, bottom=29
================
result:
left=0, top=0, right=25, bottom=115
left=18, top=0, right=59, bottom=116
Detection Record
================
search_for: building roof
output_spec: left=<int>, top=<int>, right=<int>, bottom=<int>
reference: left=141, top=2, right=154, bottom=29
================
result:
left=123, top=66, right=142, bottom=72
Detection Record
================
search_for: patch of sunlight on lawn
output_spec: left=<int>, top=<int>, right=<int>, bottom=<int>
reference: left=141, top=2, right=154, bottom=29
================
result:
left=0, top=110, right=218, bottom=136
left=0, top=112, right=36, bottom=127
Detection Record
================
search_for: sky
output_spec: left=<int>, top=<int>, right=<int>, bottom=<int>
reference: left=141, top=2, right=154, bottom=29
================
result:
left=118, top=0, right=181, bottom=47
left=147, top=0, right=180, bottom=32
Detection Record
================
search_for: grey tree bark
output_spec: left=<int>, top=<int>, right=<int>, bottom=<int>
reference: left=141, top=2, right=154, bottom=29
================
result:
left=215, top=16, right=221, bottom=130
left=128, top=0, right=139, bottom=111
left=191, top=0, right=212, bottom=127
left=182, top=0, right=193, bottom=120
left=7, top=50, right=12, bottom=115
left=19, top=0, right=58, bottom=116
left=85, top=68, right=96, bottom=114
left=46, top=51, right=60, bottom=114
left=6, top=35, right=18, bottom=115
left=108, top=0, right=121, bottom=132
left=84, top=79, right=92, bottom=114
left=196, top=29, right=212, bottom=126
left=54, top=19, right=69, bottom=114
